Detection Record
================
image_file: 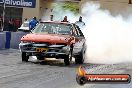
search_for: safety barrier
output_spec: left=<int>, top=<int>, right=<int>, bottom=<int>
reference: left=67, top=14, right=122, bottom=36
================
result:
left=10, top=32, right=28, bottom=49
left=0, top=31, right=28, bottom=49
left=0, top=32, right=6, bottom=49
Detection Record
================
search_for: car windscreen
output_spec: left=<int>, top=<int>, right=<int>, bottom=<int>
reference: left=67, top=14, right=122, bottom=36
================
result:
left=32, top=23, right=72, bottom=35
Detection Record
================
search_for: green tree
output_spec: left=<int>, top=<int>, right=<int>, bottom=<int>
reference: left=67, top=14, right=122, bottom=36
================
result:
left=62, top=2, right=79, bottom=14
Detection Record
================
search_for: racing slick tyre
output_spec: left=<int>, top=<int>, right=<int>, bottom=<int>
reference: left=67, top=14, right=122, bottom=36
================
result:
left=75, top=48, right=85, bottom=64
left=64, top=50, right=72, bottom=66
left=22, top=52, right=29, bottom=62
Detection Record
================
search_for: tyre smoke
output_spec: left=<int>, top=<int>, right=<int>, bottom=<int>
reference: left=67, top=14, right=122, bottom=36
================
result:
left=81, top=2, right=132, bottom=64
left=43, top=2, right=132, bottom=64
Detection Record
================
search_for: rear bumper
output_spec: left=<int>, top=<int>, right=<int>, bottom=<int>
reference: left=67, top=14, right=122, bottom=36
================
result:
left=19, top=43, right=70, bottom=58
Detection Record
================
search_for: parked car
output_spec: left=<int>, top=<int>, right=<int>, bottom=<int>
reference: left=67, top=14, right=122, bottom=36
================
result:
left=19, top=21, right=86, bottom=65
left=18, top=21, right=30, bottom=32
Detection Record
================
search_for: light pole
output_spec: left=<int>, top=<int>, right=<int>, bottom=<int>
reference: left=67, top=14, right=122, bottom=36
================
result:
left=0, top=1, right=5, bottom=31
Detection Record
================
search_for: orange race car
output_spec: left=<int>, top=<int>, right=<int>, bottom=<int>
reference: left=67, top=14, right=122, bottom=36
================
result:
left=19, top=21, right=86, bottom=65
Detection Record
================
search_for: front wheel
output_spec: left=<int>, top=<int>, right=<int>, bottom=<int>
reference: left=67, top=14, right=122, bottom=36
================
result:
left=75, top=48, right=85, bottom=64
left=22, top=52, right=29, bottom=62
left=36, top=56, right=44, bottom=60
left=64, top=50, right=72, bottom=66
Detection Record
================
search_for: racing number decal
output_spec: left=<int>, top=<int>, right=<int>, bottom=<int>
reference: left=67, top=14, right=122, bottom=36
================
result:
left=36, top=48, right=48, bottom=52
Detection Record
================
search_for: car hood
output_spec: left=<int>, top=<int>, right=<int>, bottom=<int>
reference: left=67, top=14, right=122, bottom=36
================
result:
left=21, top=33, right=74, bottom=44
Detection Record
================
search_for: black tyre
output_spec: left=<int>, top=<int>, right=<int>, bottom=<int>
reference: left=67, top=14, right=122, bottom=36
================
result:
left=22, top=52, right=29, bottom=62
left=76, top=75, right=86, bottom=85
left=75, top=47, right=85, bottom=64
left=64, top=50, right=72, bottom=66
left=36, top=56, right=44, bottom=60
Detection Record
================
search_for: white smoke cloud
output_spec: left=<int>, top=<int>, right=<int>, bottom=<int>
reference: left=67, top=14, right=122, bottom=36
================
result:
left=42, top=2, right=132, bottom=64
left=82, top=2, right=132, bottom=64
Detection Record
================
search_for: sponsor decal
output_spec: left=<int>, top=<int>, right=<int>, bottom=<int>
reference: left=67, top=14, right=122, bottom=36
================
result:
left=0, top=0, right=36, bottom=8
left=76, top=66, right=131, bottom=85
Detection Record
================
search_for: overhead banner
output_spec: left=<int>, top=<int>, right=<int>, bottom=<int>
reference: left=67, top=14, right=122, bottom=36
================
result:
left=0, top=0, right=36, bottom=8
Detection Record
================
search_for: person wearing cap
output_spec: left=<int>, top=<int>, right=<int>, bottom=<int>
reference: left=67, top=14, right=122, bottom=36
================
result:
left=75, top=16, right=85, bottom=28
left=29, top=17, right=38, bottom=30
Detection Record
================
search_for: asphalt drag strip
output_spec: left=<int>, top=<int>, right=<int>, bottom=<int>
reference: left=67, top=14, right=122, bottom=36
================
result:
left=0, top=49, right=131, bottom=88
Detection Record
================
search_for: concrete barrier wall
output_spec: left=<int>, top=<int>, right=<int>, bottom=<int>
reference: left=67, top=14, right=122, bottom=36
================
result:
left=0, top=33, right=6, bottom=49
left=10, top=32, right=28, bottom=49
left=4, top=31, right=11, bottom=49
left=0, top=31, right=28, bottom=49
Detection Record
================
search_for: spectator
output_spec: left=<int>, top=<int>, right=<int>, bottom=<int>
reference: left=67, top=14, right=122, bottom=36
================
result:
left=3, top=19, right=9, bottom=31
left=61, top=16, right=69, bottom=22
left=50, top=15, right=53, bottom=21
left=29, top=17, right=38, bottom=30
left=75, top=16, right=85, bottom=28
left=24, top=18, right=28, bottom=22
left=8, top=19, right=14, bottom=31
left=14, top=18, right=21, bottom=31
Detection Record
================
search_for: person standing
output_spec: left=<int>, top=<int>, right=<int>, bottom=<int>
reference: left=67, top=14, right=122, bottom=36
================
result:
left=29, top=17, right=38, bottom=30
left=14, top=18, right=21, bottom=31
left=61, top=16, right=69, bottom=22
left=24, top=18, right=28, bottom=22
left=50, top=15, right=54, bottom=21
left=8, top=19, right=15, bottom=31
left=75, top=16, right=85, bottom=28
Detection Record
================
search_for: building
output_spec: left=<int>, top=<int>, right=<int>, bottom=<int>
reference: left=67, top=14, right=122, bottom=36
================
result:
left=0, top=0, right=36, bottom=31
left=0, top=0, right=132, bottom=31
left=0, top=0, right=80, bottom=22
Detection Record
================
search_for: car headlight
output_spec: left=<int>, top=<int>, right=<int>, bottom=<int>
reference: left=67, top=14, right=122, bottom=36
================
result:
left=62, top=45, right=70, bottom=51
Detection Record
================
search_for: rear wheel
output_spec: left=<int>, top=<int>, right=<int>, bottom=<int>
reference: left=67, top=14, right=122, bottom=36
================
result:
left=22, top=52, right=29, bottom=62
left=64, top=50, right=72, bottom=66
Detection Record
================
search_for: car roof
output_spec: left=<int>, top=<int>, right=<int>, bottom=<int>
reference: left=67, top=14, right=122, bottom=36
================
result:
left=40, top=21, right=72, bottom=25
left=23, top=21, right=29, bottom=23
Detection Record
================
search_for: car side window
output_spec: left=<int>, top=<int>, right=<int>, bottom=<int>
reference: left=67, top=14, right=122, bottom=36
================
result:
left=78, top=28, right=84, bottom=37
left=75, top=25, right=81, bottom=36
left=72, top=24, right=79, bottom=37
left=74, top=24, right=84, bottom=37
left=74, top=24, right=83, bottom=37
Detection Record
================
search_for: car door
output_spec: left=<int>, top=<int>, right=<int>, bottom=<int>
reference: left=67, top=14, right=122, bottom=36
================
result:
left=72, top=24, right=86, bottom=55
